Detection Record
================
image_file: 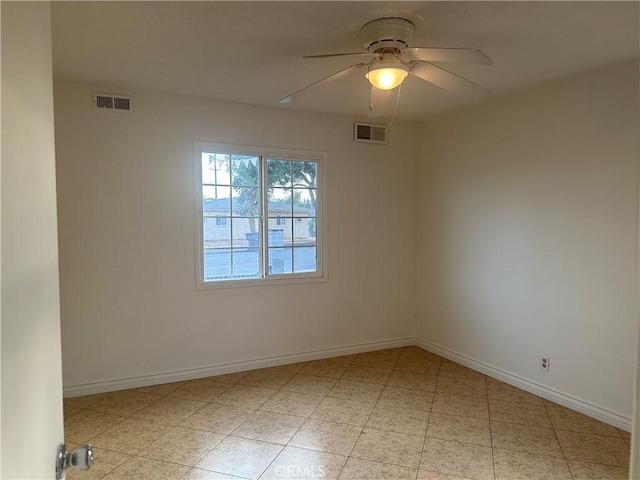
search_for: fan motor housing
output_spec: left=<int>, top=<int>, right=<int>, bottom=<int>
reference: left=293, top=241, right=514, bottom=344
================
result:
left=362, top=17, right=415, bottom=52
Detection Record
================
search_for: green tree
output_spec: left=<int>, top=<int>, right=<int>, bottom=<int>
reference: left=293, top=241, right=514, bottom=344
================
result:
left=229, top=155, right=259, bottom=233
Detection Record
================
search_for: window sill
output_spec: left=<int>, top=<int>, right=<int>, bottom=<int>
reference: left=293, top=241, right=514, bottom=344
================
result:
left=196, top=273, right=327, bottom=290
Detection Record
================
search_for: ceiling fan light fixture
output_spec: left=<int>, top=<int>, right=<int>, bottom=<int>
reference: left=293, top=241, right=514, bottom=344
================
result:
left=366, top=63, right=409, bottom=90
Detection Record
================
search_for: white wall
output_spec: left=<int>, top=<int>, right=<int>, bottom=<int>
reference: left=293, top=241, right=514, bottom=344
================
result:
left=1, top=2, right=65, bottom=478
left=416, top=60, right=639, bottom=423
left=54, top=82, right=418, bottom=389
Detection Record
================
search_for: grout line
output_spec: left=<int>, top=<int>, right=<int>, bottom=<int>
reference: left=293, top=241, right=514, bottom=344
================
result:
left=414, top=355, right=441, bottom=480
left=541, top=396, right=576, bottom=480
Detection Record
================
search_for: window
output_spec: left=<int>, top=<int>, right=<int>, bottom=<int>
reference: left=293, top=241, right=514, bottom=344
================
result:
left=195, top=142, right=323, bottom=287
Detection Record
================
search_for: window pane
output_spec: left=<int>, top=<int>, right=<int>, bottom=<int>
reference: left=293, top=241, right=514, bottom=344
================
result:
left=232, top=247, right=260, bottom=279
left=293, top=188, right=316, bottom=217
left=268, top=247, right=292, bottom=275
left=202, top=153, right=230, bottom=185
left=291, top=161, right=318, bottom=188
left=231, top=156, right=259, bottom=187
left=232, top=187, right=259, bottom=216
left=203, top=186, right=231, bottom=216
left=203, top=217, right=230, bottom=248
left=269, top=188, right=292, bottom=214
left=294, top=246, right=317, bottom=273
left=232, top=218, right=256, bottom=248
left=294, top=217, right=316, bottom=246
left=204, top=248, right=231, bottom=281
left=267, top=159, right=291, bottom=187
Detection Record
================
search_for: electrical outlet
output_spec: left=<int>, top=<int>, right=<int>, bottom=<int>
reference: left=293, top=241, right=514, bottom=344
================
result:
left=540, top=356, right=550, bottom=372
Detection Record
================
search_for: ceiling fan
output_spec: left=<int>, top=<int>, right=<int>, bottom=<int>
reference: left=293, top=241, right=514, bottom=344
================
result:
left=280, top=17, right=493, bottom=104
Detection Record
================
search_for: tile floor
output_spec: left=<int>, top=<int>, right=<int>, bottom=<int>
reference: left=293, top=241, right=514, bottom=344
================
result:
left=64, top=347, right=632, bottom=480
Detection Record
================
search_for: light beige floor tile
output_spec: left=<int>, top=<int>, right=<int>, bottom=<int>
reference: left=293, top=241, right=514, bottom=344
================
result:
left=438, top=360, right=485, bottom=382
left=417, top=470, right=474, bottom=480
left=352, top=352, right=399, bottom=369
left=259, top=446, right=347, bottom=480
left=91, top=418, right=172, bottom=453
left=180, top=403, right=255, bottom=435
left=427, top=412, right=491, bottom=446
left=259, top=390, right=322, bottom=418
left=324, top=354, right=358, bottom=365
left=88, top=390, right=163, bottom=416
left=266, top=362, right=308, bottom=374
left=493, top=448, right=572, bottom=480
left=212, top=385, right=277, bottom=410
left=168, top=380, right=230, bottom=403
left=180, top=467, right=245, bottom=479
left=299, top=360, right=348, bottom=379
left=486, top=381, right=542, bottom=405
left=327, top=380, right=384, bottom=406
left=66, top=448, right=130, bottom=480
left=64, top=393, right=110, bottom=411
left=617, top=428, right=631, bottom=443
left=555, top=430, right=630, bottom=467
left=64, top=410, right=126, bottom=444
left=338, top=457, right=417, bottom=480
left=134, top=382, right=185, bottom=396
left=238, top=369, right=294, bottom=390
left=351, top=428, right=423, bottom=468
left=420, top=437, right=494, bottom=480
left=309, top=396, right=373, bottom=427
left=102, top=456, right=188, bottom=480
left=491, top=421, right=563, bottom=457
left=281, top=374, right=338, bottom=396
left=140, top=426, right=225, bottom=466
left=488, top=399, right=551, bottom=427
left=365, top=404, right=429, bottom=436
left=435, top=377, right=486, bottom=399
left=394, top=358, right=441, bottom=375
left=232, top=410, right=305, bottom=444
left=546, top=405, right=620, bottom=436
left=387, top=371, right=437, bottom=392
left=376, top=347, right=405, bottom=357
left=205, top=372, right=250, bottom=385
left=132, top=396, right=206, bottom=425
left=196, top=436, right=283, bottom=480
left=341, top=365, right=392, bottom=385
left=431, top=393, right=489, bottom=420
left=400, top=347, right=441, bottom=363
left=567, top=459, right=629, bottom=479
left=289, top=419, right=362, bottom=455
left=377, top=386, right=433, bottom=411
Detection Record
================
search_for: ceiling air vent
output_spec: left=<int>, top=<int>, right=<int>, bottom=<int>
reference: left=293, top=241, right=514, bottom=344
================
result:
left=93, top=92, right=133, bottom=113
left=354, top=122, right=387, bottom=145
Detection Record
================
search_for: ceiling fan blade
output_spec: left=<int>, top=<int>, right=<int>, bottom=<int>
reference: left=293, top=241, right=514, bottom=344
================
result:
left=280, top=63, right=366, bottom=104
left=409, top=61, right=492, bottom=101
left=303, top=53, right=378, bottom=59
left=405, top=47, right=493, bottom=65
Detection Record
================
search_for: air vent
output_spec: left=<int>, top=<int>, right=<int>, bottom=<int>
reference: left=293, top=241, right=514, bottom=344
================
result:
left=93, top=92, right=133, bottom=113
left=354, top=122, right=387, bottom=144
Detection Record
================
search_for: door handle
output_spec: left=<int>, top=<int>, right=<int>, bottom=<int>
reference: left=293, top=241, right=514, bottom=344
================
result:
left=56, top=442, right=93, bottom=479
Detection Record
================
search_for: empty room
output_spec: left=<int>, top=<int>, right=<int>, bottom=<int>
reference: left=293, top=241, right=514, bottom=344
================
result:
left=2, top=1, right=639, bottom=479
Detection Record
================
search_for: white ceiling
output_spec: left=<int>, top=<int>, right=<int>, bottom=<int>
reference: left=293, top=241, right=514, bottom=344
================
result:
left=51, top=1, right=639, bottom=122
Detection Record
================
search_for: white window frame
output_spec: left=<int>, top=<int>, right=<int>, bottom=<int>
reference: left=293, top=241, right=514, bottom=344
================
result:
left=194, top=141, right=326, bottom=289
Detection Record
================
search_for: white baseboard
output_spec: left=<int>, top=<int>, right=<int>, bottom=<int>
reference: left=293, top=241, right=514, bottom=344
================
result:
left=63, top=336, right=415, bottom=398
left=414, top=337, right=632, bottom=432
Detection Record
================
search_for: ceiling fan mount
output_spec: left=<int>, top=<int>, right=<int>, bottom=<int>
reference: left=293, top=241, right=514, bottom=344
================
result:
left=280, top=15, right=493, bottom=105
left=361, top=17, right=415, bottom=53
